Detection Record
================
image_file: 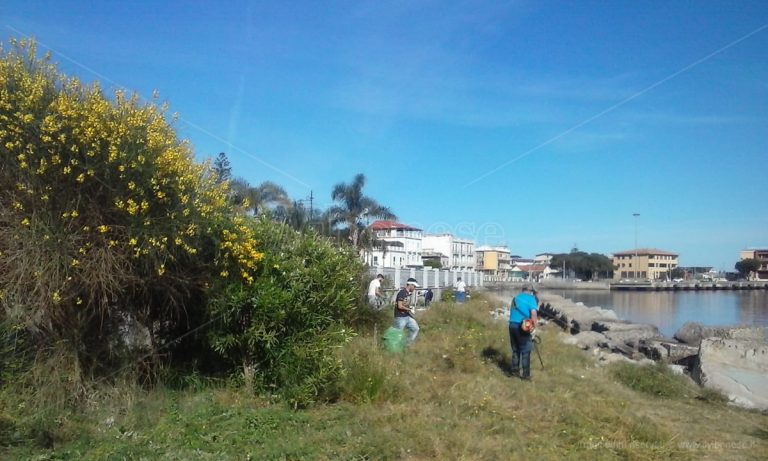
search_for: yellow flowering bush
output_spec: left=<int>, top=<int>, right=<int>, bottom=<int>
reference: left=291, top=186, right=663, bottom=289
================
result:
left=0, top=39, right=263, bottom=376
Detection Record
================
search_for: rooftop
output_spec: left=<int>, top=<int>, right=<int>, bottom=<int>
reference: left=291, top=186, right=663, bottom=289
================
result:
left=612, top=248, right=678, bottom=257
left=369, top=220, right=422, bottom=231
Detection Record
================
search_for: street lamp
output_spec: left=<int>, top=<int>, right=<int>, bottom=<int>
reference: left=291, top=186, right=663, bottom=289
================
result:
left=633, top=213, right=640, bottom=280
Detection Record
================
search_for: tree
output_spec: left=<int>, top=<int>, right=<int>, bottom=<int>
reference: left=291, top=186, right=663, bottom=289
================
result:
left=670, top=267, right=685, bottom=279
left=550, top=251, right=614, bottom=280
left=735, top=258, right=761, bottom=279
left=213, top=152, right=232, bottom=184
left=423, top=259, right=442, bottom=269
left=329, top=174, right=396, bottom=248
left=229, top=179, right=291, bottom=216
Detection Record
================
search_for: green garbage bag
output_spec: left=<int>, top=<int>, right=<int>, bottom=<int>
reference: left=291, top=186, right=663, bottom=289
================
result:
left=382, top=327, right=406, bottom=353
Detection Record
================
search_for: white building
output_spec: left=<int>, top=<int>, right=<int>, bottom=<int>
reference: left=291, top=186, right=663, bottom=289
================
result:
left=365, top=220, right=423, bottom=268
left=422, top=234, right=476, bottom=271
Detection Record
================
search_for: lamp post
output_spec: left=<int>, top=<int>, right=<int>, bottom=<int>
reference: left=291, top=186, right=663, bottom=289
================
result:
left=633, top=213, right=640, bottom=280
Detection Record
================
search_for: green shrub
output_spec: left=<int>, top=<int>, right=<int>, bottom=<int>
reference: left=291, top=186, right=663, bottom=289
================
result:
left=611, top=362, right=695, bottom=399
left=208, top=218, right=364, bottom=406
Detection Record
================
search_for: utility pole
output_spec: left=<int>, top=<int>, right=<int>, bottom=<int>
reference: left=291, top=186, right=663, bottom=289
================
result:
left=308, top=190, right=313, bottom=222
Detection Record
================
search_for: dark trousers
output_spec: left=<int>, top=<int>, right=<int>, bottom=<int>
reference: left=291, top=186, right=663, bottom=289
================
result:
left=508, top=323, right=533, bottom=378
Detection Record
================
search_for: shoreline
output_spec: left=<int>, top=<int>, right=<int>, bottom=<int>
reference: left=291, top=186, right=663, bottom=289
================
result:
left=482, top=287, right=768, bottom=411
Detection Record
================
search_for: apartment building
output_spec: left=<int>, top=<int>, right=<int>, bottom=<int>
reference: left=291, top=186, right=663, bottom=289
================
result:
left=739, top=248, right=768, bottom=280
left=475, top=245, right=512, bottom=280
left=612, top=248, right=679, bottom=281
left=422, top=233, right=476, bottom=271
left=366, top=220, right=423, bottom=268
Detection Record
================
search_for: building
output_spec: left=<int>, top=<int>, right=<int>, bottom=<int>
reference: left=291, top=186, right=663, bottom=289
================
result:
left=475, top=245, right=512, bottom=280
left=365, top=220, right=423, bottom=268
left=422, top=234, right=476, bottom=271
left=739, top=248, right=768, bottom=280
left=612, top=248, right=679, bottom=281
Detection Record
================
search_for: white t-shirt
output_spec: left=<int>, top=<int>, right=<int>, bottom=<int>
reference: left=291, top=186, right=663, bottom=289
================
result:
left=456, top=281, right=466, bottom=292
left=368, top=278, right=381, bottom=297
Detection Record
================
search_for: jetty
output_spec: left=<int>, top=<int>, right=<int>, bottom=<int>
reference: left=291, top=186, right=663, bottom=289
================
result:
left=610, top=280, right=768, bottom=291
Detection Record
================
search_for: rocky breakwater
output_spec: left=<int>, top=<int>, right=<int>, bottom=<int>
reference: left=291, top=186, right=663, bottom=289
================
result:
left=537, top=293, right=768, bottom=410
left=535, top=293, right=659, bottom=365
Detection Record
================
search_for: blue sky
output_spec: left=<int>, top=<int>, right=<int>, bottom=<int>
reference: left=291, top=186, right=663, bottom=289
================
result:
left=3, top=0, right=767, bottom=269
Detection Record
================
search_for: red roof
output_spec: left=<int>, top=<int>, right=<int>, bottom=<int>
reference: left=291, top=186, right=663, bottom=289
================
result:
left=369, top=220, right=422, bottom=231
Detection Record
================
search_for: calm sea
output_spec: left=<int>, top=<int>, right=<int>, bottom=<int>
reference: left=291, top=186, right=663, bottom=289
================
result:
left=540, top=289, right=768, bottom=338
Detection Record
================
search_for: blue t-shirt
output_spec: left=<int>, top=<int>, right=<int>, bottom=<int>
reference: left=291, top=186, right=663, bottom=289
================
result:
left=509, top=292, right=537, bottom=324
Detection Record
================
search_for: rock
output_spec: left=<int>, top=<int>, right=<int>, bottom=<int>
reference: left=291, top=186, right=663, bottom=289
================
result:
left=595, top=351, right=632, bottom=366
left=674, top=322, right=767, bottom=346
left=593, top=321, right=661, bottom=348
left=561, top=331, right=606, bottom=350
left=674, top=322, right=704, bottom=345
left=639, top=339, right=699, bottom=363
left=692, top=338, right=768, bottom=410
left=538, top=301, right=619, bottom=334
left=667, top=364, right=686, bottom=375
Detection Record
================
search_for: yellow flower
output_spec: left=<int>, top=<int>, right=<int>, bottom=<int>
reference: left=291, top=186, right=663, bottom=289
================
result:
left=62, top=166, right=71, bottom=174
left=70, top=259, right=79, bottom=267
left=97, top=225, right=109, bottom=233
left=76, top=298, right=83, bottom=305
left=21, top=218, right=30, bottom=226
left=76, top=173, right=85, bottom=183
left=52, top=291, right=61, bottom=303
left=219, top=270, right=229, bottom=277
left=157, top=264, right=165, bottom=276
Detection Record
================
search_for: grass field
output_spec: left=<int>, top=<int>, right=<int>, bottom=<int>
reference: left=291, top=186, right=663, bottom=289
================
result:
left=2, top=292, right=766, bottom=460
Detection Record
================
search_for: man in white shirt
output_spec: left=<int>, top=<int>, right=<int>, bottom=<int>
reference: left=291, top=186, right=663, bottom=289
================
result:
left=455, top=277, right=467, bottom=303
left=367, top=273, right=384, bottom=308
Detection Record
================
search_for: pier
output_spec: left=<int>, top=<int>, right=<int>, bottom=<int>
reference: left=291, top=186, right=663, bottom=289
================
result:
left=610, top=280, right=768, bottom=291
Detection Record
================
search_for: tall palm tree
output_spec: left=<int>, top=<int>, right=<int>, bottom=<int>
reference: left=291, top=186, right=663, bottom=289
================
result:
left=329, top=174, right=396, bottom=248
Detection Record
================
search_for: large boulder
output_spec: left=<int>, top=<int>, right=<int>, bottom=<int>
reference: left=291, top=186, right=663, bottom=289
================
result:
left=692, top=338, right=768, bottom=410
left=592, top=321, right=661, bottom=348
left=639, top=339, right=699, bottom=363
left=674, top=322, right=767, bottom=346
left=560, top=331, right=607, bottom=350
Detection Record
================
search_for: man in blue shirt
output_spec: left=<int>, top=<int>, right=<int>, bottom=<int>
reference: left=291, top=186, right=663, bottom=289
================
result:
left=509, top=284, right=538, bottom=380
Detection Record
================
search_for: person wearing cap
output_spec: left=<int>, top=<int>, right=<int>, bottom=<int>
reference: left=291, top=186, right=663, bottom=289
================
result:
left=509, top=284, right=538, bottom=380
left=394, top=277, right=420, bottom=343
left=367, top=273, right=385, bottom=308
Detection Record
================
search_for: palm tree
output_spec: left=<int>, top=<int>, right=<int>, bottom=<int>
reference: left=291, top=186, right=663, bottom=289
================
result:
left=229, top=179, right=292, bottom=216
left=329, top=174, right=396, bottom=248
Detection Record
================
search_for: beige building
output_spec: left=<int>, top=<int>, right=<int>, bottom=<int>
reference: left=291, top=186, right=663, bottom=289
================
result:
left=612, top=248, right=679, bottom=281
left=475, top=245, right=512, bottom=280
left=739, top=248, right=768, bottom=280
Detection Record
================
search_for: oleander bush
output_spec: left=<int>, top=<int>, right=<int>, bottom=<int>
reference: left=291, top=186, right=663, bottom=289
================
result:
left=208, top=218, right=365, bottom=407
